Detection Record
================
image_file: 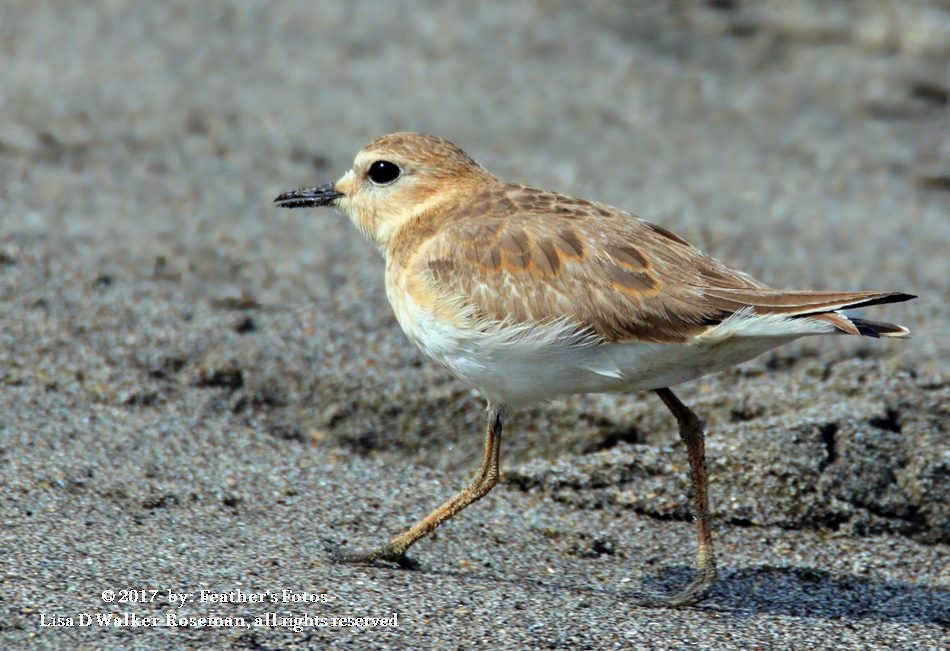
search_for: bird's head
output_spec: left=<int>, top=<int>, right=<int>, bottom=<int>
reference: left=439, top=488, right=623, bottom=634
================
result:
left=275, top=132, right=496, bottom=252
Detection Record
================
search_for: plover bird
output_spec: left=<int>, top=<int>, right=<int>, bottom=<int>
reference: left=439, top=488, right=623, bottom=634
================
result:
left=275, top=132, right=914, bottom=606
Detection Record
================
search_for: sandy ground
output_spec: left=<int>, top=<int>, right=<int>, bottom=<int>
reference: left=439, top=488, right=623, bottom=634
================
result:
left=1, top=2, right=948, bottom=649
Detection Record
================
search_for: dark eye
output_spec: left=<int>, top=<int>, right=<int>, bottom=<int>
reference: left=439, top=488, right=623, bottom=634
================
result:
left=367, top=160, right=401, bottom=185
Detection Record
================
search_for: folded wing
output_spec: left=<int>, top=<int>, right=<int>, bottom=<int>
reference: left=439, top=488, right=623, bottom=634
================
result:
left=415, top=186, right=913, bottom=343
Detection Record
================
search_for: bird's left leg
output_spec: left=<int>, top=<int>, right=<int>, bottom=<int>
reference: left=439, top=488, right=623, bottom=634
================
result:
left=635, top=387, right=717, bottom=607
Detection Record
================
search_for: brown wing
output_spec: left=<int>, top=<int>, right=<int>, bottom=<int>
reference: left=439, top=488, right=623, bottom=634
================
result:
left=415, top=185, right=911, bottom=343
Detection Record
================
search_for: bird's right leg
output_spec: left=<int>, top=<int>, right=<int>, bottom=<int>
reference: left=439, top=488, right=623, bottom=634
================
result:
left=328, top=406, right=503, bottom=569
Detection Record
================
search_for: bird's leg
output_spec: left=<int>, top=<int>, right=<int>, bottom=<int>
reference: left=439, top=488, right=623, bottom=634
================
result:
left=329, top=406, right=503, bottom=569
left=637, top=387, right=717, bottom=607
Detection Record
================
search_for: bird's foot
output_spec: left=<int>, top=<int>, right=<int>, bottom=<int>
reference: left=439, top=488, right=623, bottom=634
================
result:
left=323, top=540, right=419, bottom=570
left=631, top=565, right=717, bottom=609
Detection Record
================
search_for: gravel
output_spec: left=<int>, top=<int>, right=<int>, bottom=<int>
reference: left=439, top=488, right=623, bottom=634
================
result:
left=1, top=2, right=947, bottom=649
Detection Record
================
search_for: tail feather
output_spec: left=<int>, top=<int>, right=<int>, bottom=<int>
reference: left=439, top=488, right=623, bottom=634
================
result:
left=788, top=292, right=915, bottom=339
left=848, top=317, right=911, bottom=339
left=805, top=312, right=860, bottom=336
left=710, top=289, right=916, bottom=339
left=707, top=289, right=916, bottom=316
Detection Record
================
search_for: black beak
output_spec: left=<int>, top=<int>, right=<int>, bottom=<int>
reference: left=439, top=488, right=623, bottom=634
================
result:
left=274, top=184, right=344, bottom=209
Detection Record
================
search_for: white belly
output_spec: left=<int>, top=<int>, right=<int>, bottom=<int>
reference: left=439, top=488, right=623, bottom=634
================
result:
left=388, top=290, right=805, bottom=406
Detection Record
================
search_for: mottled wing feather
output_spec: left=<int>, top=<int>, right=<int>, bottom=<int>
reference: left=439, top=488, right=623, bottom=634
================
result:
left=416, top=185, right=907, bottom=343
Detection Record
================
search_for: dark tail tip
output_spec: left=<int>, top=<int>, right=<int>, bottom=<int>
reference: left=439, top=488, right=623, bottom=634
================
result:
left=849, top=318, right=911, bottom=339
left=848, top=292, right=917, bottom=310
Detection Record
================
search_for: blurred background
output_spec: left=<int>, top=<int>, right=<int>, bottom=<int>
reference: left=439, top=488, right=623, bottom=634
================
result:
left=2, top=1, right=946, bottom=315
left=2, top=0, right=948, bottom=487
left=2, top=0, right=947, bottom=470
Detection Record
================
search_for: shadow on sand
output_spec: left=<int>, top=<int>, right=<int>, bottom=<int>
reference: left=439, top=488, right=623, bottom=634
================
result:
left=381, top=559, right=949, bottom=625
left=635, top=564, right=949, bottom=624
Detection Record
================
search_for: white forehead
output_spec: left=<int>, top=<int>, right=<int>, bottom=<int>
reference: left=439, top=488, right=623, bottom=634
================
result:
left=353, top=149, right=398, bottom=170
